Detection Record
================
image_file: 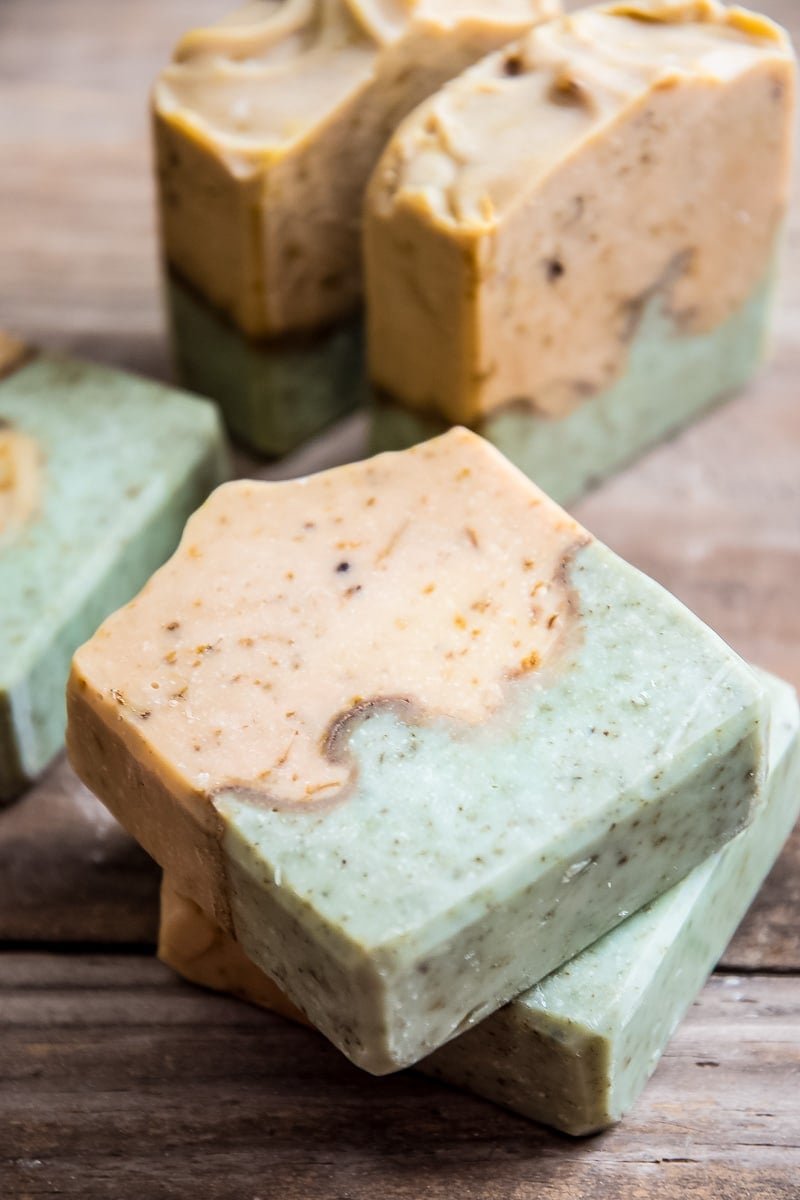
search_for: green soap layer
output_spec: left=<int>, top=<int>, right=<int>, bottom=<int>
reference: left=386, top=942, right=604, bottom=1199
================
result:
left=370, top=278, right=772, bottom=505
left=423, top=670, right=800, bottom=1135
left=167, top=273, right=367, bottom=458
left=217, top=539, right=766, bottom=1074
left=0, top=355, right=229, bottom=800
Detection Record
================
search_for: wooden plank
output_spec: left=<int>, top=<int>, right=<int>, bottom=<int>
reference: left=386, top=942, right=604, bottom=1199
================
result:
left=0, top=757, right=159, bottom=944
left=723, top=819, right=800, bottom=971
left=1, top=954, right=798, bottom=1198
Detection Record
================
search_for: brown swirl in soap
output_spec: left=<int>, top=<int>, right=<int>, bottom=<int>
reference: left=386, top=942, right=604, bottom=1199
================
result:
left=72, top=429, right=591, bottom=810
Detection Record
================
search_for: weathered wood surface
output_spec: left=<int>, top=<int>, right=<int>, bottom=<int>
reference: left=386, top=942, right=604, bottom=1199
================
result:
left=1, top=956, right=798, bottom=1199
left=0, top=0, right=798, bottom=1193
left=0, top=757, right=159, bottom=945
left=0, top=960, right=796, bottom=1200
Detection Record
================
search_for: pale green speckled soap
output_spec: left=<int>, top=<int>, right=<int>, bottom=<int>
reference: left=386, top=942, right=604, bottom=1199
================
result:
left=424, top=669, right=800, bottom=1133
left=159, top=667, right=799, bottom=1133
left=68, top=429, right=768, bottom=1074
left=0, top=342, right=229, bottom=801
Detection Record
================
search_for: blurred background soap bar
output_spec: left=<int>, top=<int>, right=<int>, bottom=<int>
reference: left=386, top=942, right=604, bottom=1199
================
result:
left=366, top=2, right=796, bottom=502
left=0, top=342, right=229, bottom=802
left=158, top=670, right=800, bottom=1135
left=154, top=0, right=558, bottom=455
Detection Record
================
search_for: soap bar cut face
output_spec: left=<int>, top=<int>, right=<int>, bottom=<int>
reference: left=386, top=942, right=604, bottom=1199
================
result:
left=153, top=0, right=559, bottom=454
left=365, top=1, right=795, bottom=496
left=167, top=277, right=367, bottom=458
left=68, top=428, right=767, bottom=1073
left=0, top=348, right=229, bottom=802
left=369, top=270, right=776, bottom=506
left=154, top=0, right=560, bottom=339
left=158, top=669, right=800, bottom=1133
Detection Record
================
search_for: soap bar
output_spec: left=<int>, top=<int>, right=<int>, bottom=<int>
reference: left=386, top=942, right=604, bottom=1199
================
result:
left=168, top=283, right=367, bottom=459
left=154, top=0, right=559, bottom=453
left=67, top=428, right=767, bottom=1073
left=0, top=341, right=229, bottom=802
left=158, top=669, right=800, bottom=1133
left=365, top=1, right=795, bottom=502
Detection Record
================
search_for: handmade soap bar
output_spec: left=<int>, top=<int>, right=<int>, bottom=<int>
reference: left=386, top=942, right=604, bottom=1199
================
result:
left=68, top=428, right=767, bottom=1073
left=365, top=1, right=796, bottom=503
left=0, top=341, right=228, bottom=802
left=158, top=669, right=800, bottom=1133
left=154, top=0, right=559, bottom=453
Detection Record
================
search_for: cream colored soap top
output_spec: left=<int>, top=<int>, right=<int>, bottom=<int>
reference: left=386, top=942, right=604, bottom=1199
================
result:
left=366, top=0, right=795, bottom=423
left=154, top=0, right=559, bottom=337
left=375, top=1, right=790, bottom=230
left=156, top=0, right=556, bottom=165
left=71, top=429, right=588, bottom=809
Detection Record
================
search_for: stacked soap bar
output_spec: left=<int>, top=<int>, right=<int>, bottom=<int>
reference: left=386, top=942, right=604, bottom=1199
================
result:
left=0, top=335, right=228, bottom=802
left=68, top=429, right=768, bottom=1073
left=366, top=1, right=796, bottom=503
left=154, top=0, right=559, bottom=456
left=158, top=669, right=800, bottom=1133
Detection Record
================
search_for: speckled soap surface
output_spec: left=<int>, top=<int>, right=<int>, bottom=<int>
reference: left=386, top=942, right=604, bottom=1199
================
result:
left=424, top=669, right=800, bottom=1132
left=154, top=0, right=558, bottom=455
left=158, top=669, right=799, bottom=1131
left=370, top=274, right=776, bottom=506
left=0, top=344, right=228, bottom=800
left=366, top=0, right=795, bottom=501
left=67, top=429, right=767, bottom=1073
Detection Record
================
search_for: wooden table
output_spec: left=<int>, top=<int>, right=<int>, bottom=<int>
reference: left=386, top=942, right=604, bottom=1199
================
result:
left=1, top=2, right=798, bottom=1196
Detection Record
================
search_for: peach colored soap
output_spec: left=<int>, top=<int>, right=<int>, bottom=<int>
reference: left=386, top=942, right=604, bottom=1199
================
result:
left=68, top=430, right=766, bottom=1072
left=154, top=0, right=559, bottom=454
left=366, top=1, right=795, bottom=501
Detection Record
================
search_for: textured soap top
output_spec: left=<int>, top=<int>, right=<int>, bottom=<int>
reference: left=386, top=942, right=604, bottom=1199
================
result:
left=71, top=428, right=589, bottom=808
left=366, top=0, right=795, bottom=422
left=521, top=670, right=800, bottom=1035
left=155, top=0, right=557, bottom=159
left=373, top=0, right=793, bottom=231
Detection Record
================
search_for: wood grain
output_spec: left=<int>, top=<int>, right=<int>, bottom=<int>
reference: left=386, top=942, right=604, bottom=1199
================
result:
left=1, top=955, right=798, bottom=1199
left=723, top=821, right=800, bottom=971
left=0, top=756, right=159, bottom=945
